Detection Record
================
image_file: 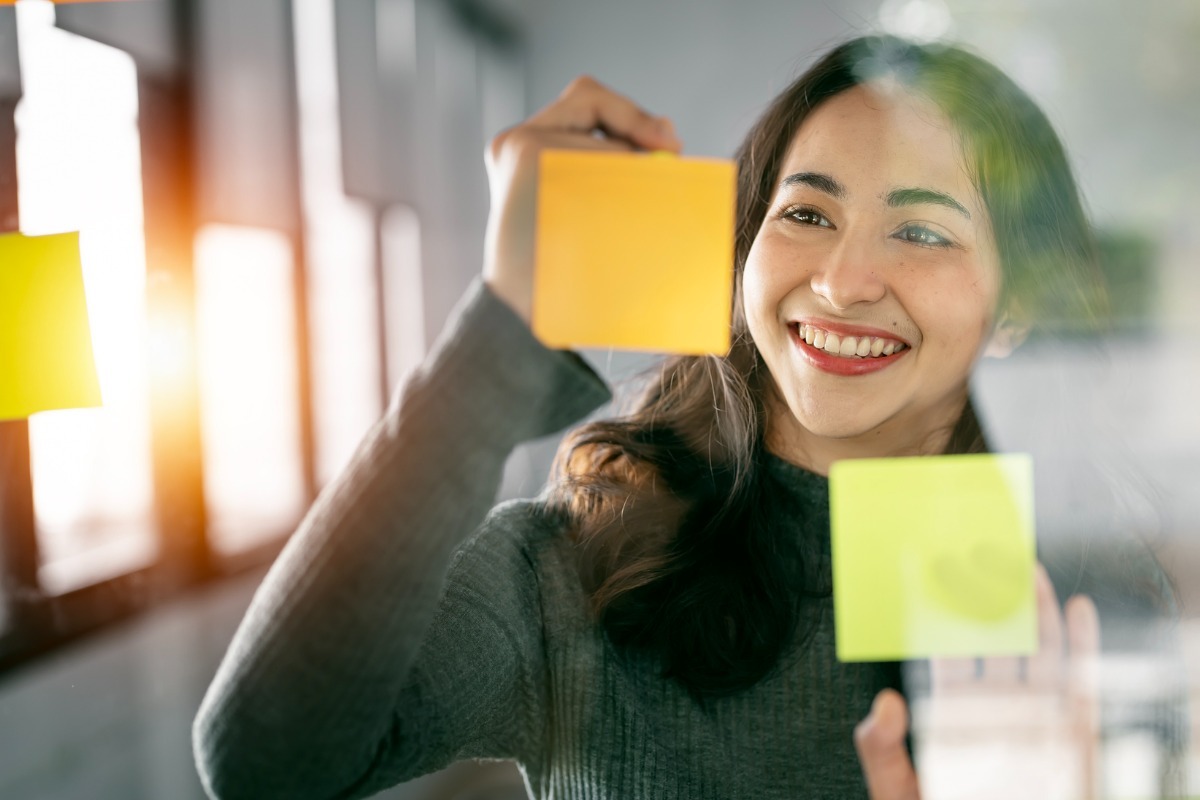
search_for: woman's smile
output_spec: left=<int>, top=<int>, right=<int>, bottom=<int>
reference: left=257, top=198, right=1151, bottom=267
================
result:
left=788, top=322, right=911, bottom=376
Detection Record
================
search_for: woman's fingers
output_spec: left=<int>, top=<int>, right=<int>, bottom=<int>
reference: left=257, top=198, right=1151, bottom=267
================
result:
left=482, top=75, right=678, bottom=323
left=1065, top=593, right=1101, bottom=799
left=528, top=74, right=682, bottom=152
left=1065, top=593, right=1100, bottom=663
left=932, top=565, right=1059, bottom=691
left=929, top=657, right=974, bottom=692
left=919, top=571, right=1101, bottom=800
left=1028, top=563, right=1065, bottom=688
left=977, top=656, right=1023, bottom=685
left=1064, top=591, right=1100, bottom=727
left=855, top=689, right=921, bottom=800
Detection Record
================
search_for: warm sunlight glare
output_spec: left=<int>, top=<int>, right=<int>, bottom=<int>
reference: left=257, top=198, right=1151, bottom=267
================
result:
left=194, top=225, right=305, bottom=554
left=381, top=204, right=425, bottom=389
left=293, top=0, right=385, bottom=487
left=15, top=0, right=156, bottom=594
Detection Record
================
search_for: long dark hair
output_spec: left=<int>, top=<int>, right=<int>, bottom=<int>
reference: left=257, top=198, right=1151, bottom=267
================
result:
left=548, top=35, right=1105, bottom=700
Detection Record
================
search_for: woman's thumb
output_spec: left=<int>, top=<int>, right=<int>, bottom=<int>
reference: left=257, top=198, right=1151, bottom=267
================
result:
left=854, top=689, right=921, bottom=800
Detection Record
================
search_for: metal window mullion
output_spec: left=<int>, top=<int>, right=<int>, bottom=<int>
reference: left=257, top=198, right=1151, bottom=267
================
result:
left=280, top=0, right=318, bottom=506
left=136, top=7, right=211, bottom=586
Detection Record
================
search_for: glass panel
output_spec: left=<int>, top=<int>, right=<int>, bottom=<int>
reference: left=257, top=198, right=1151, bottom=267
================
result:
left=194, top=225, right=306, bottom=554
left=293, top=0, right=383, bottom=487
left=15, top=0, right=156, bottom=595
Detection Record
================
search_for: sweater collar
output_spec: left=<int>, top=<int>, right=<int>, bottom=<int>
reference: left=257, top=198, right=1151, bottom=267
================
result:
left=762, top=451, right=828, bottom=503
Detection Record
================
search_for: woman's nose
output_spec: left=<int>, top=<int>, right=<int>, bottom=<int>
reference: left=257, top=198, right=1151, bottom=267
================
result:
left=808, top=237, right=887, bottom=310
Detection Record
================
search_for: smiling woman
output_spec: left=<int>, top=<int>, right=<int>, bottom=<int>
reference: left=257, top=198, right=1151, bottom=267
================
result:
left=554, top=35, right=1110, bottom=703
left=745, top=83, right=1002, bottom=466
left=194, top=34, right=1178, bottom=800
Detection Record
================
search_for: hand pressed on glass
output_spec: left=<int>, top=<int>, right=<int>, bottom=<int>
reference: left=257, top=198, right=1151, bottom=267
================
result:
left=854, top=565, right=1101, bottom=800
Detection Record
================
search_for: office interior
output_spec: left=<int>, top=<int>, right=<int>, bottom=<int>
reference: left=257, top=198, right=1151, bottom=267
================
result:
left=0, top=0, right=1198, bottom=798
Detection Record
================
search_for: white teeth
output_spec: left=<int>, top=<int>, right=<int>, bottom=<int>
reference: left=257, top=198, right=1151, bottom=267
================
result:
left=798, top=322, right=907, bottom=359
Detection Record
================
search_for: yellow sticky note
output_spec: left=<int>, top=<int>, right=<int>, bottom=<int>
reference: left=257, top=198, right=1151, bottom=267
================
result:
left=0, top=231, right=102, bottom=420
left=533, top=150, right=734, bottom=354
left=830, top=453, right=1036, bottom=662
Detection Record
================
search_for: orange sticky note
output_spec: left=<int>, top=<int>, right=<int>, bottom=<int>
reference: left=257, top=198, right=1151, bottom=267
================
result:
left=533, top=150, right=735, bottom=354
left=0, top=231, right=102, bottom=420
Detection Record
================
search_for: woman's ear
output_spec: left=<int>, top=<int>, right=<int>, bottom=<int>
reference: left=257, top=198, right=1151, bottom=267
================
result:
left=984, top=308, right=1031, bottom=359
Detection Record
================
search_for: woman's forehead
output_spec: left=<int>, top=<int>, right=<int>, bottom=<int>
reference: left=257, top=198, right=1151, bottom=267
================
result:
left=779, top=83, right=982, bottom=214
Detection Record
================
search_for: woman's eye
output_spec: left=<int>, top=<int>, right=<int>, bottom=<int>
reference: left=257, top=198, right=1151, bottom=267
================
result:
left=784, top=207, right=832, bottom=228
left=897, top=225, right=952, bottom=248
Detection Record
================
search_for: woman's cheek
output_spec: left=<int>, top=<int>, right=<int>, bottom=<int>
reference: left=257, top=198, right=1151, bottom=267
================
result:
left=740, top=258, right=774, bottom=342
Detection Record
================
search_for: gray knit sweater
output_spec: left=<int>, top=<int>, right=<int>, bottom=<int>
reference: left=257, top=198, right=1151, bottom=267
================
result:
left=192, top=280, right=899, bottom=799
left=192, top=281, right=1180, bottom=799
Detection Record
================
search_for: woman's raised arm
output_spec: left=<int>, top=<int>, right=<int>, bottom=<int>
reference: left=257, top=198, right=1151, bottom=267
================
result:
left=192, top=78, right=676, bottom=800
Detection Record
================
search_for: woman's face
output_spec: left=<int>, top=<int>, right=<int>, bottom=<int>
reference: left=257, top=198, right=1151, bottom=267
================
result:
left=742, top=82, right=1003, bottom=471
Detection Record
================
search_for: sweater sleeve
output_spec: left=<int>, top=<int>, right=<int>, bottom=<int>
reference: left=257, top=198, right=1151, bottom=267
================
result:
left=192, top=280, right=611, bottom=800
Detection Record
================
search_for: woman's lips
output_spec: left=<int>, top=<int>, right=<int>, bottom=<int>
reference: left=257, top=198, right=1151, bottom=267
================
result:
left=788, top=323, right=910, bottom=376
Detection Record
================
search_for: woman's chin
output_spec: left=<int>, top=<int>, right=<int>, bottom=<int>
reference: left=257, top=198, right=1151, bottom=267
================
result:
left=770, top=408, right=893, bottom=452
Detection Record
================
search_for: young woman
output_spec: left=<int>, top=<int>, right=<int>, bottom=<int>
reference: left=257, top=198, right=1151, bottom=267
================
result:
left=194, top=35, right=1180, bottom=799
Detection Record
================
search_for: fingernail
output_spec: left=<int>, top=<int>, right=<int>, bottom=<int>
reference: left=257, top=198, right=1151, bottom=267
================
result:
left=868, top=688, right=893, bottom=723
left=655, top=117, right=678, bottom=140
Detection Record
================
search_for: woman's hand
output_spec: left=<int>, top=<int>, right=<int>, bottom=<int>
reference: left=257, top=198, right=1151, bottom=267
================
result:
left=854, top=564, right=1101, bottom=800
left=482, top=75, right=682, bottom=324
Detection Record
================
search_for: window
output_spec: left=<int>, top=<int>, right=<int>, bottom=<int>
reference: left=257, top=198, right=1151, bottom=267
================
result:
left=194, top=225, right=306, bottom=555
left=0, top=0, right=523, bottom=678
left=293, top=0, right=385, bottom=486
left=15, top=0, right=156, bottom=595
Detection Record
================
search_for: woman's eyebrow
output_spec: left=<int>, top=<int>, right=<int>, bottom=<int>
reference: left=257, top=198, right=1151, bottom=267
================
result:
left=884, top=187, right=971, bottom=220
left=778, top=173, right=971, bottom=221
left=778, top=171, right=845, bottom=198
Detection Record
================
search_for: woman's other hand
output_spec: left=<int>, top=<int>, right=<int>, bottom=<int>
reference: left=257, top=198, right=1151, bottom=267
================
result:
left=854, top=564, right=1101, bottom=800
left=482, top=76, right=682, bottom=324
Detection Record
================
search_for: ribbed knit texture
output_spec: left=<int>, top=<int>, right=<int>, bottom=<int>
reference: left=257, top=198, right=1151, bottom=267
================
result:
left=194, top=280, right=1184, bottom=799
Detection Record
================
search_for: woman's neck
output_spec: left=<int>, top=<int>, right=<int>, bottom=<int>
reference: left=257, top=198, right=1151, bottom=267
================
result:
left=764, top=393, right=969, bottom=476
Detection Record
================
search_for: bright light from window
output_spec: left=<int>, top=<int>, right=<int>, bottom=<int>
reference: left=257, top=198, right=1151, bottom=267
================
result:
left=293, top=0, right=385, bottom=487
left=381, top=204, right=425, bottom=390
left=194, top=225, right=306, bottom=554
left=15, top=0, right=156, bottom=594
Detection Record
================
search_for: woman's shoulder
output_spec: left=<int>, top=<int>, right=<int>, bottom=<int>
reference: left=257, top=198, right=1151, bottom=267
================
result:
left=474, top=496, right=573, bottom=550
left=455, top=496, right=590, bottom=604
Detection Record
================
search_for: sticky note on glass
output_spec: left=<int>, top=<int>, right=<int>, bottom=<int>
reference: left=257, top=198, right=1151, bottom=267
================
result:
left=533, top=150, right=734, bottom=354
left=0, top=231, right=102, bottom=420
left=830, top=453, right=1036, bottom=662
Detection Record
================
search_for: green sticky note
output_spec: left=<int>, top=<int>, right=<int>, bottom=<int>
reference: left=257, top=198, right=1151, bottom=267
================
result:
left=0, top=231, right=102, bottom=420
left=830, top=453, right=1036, bottom=662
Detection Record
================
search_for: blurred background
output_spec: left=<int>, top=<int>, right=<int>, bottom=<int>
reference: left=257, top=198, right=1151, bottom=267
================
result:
left=0, top=0, right=1196, bottom=797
